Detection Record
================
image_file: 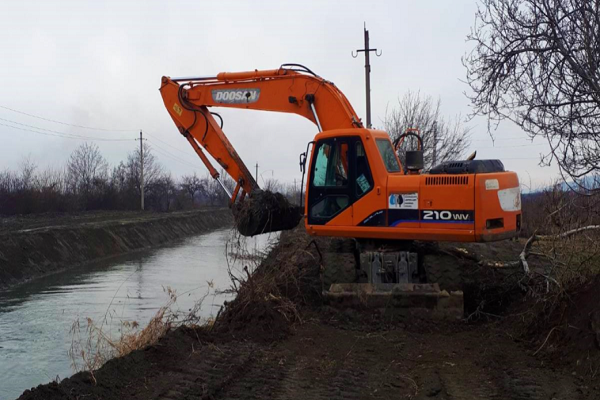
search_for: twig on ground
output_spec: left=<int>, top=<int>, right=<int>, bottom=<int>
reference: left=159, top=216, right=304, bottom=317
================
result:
left=533, top=326, right=561, bottom=356
left=519, top=233, right=538, bottom=274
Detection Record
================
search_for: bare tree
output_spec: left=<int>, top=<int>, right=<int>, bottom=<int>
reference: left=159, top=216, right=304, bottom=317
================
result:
left=180, top=172, right=205, bottom=206
left=280, top=181, right=302, bottom=205
left=37, top=167, right=65, bottom=191
left=384, top=91, right=471, bottom=170
left=200, top=170, right=234, bottom=206
left=67, top=143, right=108, bottom=206
left=152, top=173, right=176, bottom=211
left=262, top=178, right=282, bottom=193
left=464, top=0, right=600, bottom=184
left=18, top=155, right=38, bottom=191
left=110, top=162, right=129, bottom=192
left=0, top=142, right=237, bottom=214
left=126, top=142, right=164, bottom=198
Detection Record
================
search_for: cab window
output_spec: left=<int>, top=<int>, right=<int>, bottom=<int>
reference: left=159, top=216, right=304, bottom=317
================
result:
left=310, top=196, right=349, bottom=219
left=376, top=139, right=401, bottom=172
left=356, top=141, right=373, bottom=196
left=312, top=141, right=348, bottom=187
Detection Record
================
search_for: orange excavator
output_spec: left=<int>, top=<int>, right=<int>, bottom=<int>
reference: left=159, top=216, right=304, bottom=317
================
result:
left=160, top=64, right=522, bottom=316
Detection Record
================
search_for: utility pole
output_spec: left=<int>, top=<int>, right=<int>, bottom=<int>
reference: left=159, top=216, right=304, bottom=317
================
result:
left=137, top=130, right=145, bottom=211
left=352, top=23, right=382, bottom=128
left=432, top=122, right=438, bottom=166
left=255, top=162, right=259, bottom=183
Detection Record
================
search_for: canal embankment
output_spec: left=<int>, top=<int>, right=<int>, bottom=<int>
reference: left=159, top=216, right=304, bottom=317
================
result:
left=0, top=208, right=232, bottom=289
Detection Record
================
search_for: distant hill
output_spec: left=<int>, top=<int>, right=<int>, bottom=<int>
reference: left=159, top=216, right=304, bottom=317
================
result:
left=559, top=175, right=599, bottom=191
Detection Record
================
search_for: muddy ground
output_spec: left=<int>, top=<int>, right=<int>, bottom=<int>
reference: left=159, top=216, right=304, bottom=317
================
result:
left=0, top=208, right=232, bottom=289
left=17, top=227, right=600, bottom=400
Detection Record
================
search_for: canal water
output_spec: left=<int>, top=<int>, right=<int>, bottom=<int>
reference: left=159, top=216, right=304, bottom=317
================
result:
left=0, top=228, right=276, bottom=400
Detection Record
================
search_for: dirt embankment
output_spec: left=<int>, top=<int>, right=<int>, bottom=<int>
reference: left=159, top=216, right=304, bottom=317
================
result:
left=0, top=208, right=232, bottom=289
left=17, top=226, right=600, bottom=400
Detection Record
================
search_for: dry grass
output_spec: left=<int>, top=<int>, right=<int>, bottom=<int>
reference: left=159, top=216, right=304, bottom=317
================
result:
left=517, top=186, right=600, bottom=297
left=495, top=196, right=600, bottom=350
left=69, top=286, right=211, bottom=380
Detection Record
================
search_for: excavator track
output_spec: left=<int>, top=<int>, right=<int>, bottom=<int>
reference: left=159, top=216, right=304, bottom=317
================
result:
left=321, top=239, right=465, bottom=319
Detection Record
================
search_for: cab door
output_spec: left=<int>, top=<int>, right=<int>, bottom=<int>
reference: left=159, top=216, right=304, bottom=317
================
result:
left=307, top=138, right=354, bottom=225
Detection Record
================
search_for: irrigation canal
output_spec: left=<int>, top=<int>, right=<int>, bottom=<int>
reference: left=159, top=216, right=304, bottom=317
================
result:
left=0, top=228, right=275, bottom=400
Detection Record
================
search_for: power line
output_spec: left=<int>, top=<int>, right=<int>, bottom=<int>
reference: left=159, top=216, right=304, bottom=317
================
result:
left=501, top=157, right=541, bottom=160
left=144, top=132, right=200, bottom=162
left=0, top=105, right=137, bottom=132
left=0, top=107, right=203, bottom=169
left=476, top=143, right=545, bottom=149
left=470, top=136, right=533, bottom=142
left=146, top=139, right=204, bottom=171
left=152, top=147, right=203, bottom=171
left=0, top=117, right=134, bottom=141
left=0, top=122, right=135, bottom=142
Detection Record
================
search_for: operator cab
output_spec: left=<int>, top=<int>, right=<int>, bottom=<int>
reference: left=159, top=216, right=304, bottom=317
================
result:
left=305, top=129, right=395, bottom=226
left=303, top=128, right=521, bottom=243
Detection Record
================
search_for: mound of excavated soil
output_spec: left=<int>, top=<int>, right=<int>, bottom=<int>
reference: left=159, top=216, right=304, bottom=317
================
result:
left=214, top=224, right=322, bottom=342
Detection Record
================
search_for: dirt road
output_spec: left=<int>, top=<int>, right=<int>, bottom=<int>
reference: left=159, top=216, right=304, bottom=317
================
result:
left=19, top=317, right=595, bottom=400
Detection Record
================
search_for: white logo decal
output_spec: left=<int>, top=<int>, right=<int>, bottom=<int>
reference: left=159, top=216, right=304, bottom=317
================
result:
left=212, top=89, right=260, bottom=104
left=388, top=192, right=418, bottom=209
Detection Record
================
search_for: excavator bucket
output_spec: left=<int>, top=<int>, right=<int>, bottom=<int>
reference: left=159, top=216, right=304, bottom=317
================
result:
left=233, top=190, right=303, bottom=236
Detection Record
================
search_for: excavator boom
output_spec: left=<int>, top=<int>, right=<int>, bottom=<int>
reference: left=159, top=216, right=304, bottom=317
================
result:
left=159, top=65, right=365, bottom=236
left=160, top=66, right=361, bottom=200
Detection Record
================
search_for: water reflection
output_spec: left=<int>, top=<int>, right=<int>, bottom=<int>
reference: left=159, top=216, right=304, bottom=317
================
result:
left=0, top=228, right=276, bottom=400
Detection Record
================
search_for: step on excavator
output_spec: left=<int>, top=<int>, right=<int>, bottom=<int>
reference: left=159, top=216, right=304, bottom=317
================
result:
left=159, top=64, right=522, bottom=318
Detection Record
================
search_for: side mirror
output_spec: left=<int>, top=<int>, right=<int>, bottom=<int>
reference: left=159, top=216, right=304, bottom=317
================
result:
left=299, top=152, right=307, bottom=173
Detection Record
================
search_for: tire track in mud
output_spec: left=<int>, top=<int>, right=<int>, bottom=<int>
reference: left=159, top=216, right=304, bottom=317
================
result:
left=422, top=365, right=577, bottom=400
left=209, top=324, right=592, bottom=400
left=411, top=331, right=588, bottom=400
left=200, top=325, right=413, bottom=400
left=216, top=327, right=417, bottom=400
left=154, top=342, right=260, bottom=400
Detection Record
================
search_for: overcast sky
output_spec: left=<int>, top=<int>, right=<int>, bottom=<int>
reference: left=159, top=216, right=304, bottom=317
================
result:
left=0, top=0, right=557, bottom=190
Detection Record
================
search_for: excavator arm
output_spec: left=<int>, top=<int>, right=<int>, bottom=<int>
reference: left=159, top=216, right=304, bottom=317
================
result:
left=159, top=65, right=363, bottom=235
left=159, top=65, right=362, bottom=201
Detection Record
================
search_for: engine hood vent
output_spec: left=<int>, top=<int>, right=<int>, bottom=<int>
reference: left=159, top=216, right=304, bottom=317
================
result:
left=425, top=176, right=469, bottom=185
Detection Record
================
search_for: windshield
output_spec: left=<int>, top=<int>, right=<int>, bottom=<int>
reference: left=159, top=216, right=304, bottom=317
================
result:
left=376, top=139, right=401, bottom=172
